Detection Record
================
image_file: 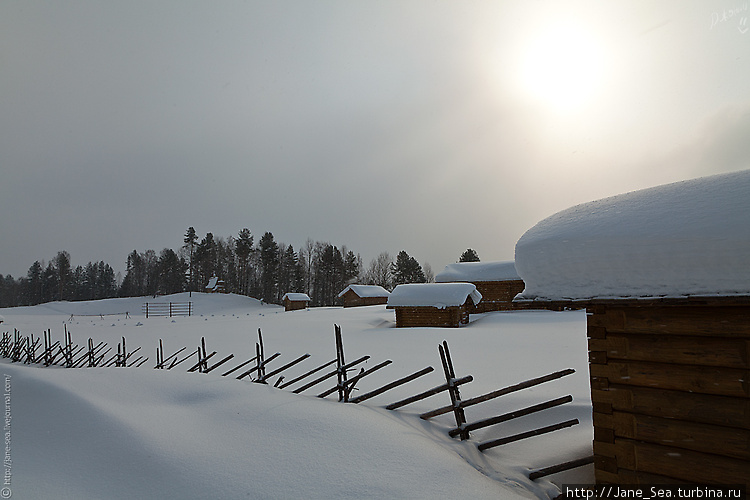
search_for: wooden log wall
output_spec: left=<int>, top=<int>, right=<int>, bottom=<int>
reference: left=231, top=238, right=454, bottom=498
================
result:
left=586, top=303, right=750, bottom=487
left=471, top=280, right=526, bottom=313
left=394, top=306, right=468, bottom=328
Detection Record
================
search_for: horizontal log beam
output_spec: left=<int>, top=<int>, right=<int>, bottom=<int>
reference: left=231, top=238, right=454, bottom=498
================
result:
left=421, top=368, right=575, bottom=419
left=478, top=419, right=579, bottom=451
left=386, top=375, right=473, bottom=411
left=349, top=366, right=434, bottom=404
left=448, top=395, right=573, bottom=438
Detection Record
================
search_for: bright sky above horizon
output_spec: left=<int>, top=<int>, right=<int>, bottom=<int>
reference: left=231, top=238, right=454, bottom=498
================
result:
left=2, top=1, right=749, bottom=278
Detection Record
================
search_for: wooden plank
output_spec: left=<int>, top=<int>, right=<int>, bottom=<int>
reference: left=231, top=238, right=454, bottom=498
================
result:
left=278, top=358, right=337, bottom=389
left=591, top=385, right=750, bottom=429
left=609, top=438, right=750, bottom=485
left=348, top=366, right=434, bottom=404
left=529, top=456, right=594, bottom=480
left=448, top=395, right=573, bottom=438
left=421, top=368, right=575, bottom=420
left=386, top=375, right=473, bottom=411
left=609, top=411, right=750, bottom=460
left=478, top=419, right=579, bottom=451
left=589, top=361, right=749, bottom=398
left=291, top=355, right=369, bottom=394
left=588, top=305, right=750, bottom=337
left=588, top=334, right=750, bottom=368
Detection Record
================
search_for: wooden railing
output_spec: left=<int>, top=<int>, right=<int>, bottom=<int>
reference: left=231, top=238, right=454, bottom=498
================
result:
left=142, top=302, right=192, bottom=318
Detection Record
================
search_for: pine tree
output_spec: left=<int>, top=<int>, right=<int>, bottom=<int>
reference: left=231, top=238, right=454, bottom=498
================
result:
left=259, top=232, right=279, bottom=303
left=459, top=249, right=480, bottom=262
left=235, top=228, right=254, bottom=295
left=183, top=227, right=198, bottom=293
left=391, top=250, right=427, bottom=286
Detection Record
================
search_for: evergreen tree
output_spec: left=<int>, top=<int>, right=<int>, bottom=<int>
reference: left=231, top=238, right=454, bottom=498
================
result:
left=26, top=261, right=43, bottom=305
left=183, top=227, right=198, bottom=293
left=459, top=248, right=480, bottom=262
left=259, top=232, right=279, bottom=303
left=235, top=228, right=254, bottom=295
left=391, top=250, right=427, bottom=286
left=157, top=248, right=187, bottom=294
left=195, top=233, right=217, bottom=288
left=53, top=251, right=72, bottom=301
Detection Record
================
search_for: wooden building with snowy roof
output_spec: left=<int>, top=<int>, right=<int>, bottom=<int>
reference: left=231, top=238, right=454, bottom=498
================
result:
left=514, top=169, right=750, bottom=486
left=337, top=285, right=390, bottom=308
left=387, top=283, right=482, bottom=328
left=281, top=293, right=311, bottom=311
left=435, top=261, right=524, bottom=313
left=205, top=276, right=226, bottom=293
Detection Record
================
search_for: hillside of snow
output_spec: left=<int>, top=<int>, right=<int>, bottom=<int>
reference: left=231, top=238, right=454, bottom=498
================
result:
left=1, top=293, right=592, bottom=499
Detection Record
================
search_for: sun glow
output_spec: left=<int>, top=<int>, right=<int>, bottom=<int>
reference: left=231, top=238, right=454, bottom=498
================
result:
left=517, top=23, right=607, bottom=113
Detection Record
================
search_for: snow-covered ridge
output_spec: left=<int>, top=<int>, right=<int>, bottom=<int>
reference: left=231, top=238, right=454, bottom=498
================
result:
left=515, top=169, right=750, bottom=301
left=436, top=261, right=520, bottom=283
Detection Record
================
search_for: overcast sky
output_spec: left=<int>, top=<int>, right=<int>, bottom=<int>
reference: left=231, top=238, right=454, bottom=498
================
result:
left=2, top=1, right=749, bottom=279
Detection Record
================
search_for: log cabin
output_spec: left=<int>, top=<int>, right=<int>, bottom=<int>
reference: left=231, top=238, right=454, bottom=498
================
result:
left=337, top=284, right=390, bottom=308
left=281, top=293, right=311, bottom=311
left=435, top=261, right=524, bottom=312
left=513, top=169, right=750, bottom=488
left=387, top=283, right=482, bottom=328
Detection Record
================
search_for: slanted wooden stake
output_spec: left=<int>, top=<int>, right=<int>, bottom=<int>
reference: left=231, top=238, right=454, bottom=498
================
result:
left=448, top=395, right=573, bottom=438
left=421, top=368, right=575, bottom=420
left=477, top=419, right=579, bottom=451
left=349, top=366, right=434, bottom=405
left=385, top=375, right=473, bottom=410
left=529, top=456, right=594, bottom=480
left=439, top=341, right=469, bottom=440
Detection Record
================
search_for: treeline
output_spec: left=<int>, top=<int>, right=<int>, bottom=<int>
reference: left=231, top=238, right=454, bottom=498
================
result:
left=0, top=228, right=469, bottom=309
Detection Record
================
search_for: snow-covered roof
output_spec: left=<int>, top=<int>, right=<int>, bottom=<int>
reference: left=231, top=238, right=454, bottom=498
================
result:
left=435, top=261, right=520, bottom=283
left=387, top=283, right=482, bottom=309
left=337, top=285, right=391, bottom=298
left=206, top=277, right=218, bottom=289
left=515, top=169, right=750, bottom=301
left=282, top=293, right=311, bottom=302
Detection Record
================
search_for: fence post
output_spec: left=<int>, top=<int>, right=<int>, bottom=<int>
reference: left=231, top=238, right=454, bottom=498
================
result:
left=145, top=303, right=149, bottom=318
left=169, top=302, right=173, bottom=317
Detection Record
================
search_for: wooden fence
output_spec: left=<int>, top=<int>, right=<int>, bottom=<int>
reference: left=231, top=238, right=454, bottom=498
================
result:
left=0, top=323, right=591, bottom=485
left=142, top=302, right=192, bottom=318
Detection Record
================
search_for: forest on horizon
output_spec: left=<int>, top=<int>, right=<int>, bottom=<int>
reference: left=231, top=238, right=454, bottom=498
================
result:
left=0, top=227, right=481, bottom=309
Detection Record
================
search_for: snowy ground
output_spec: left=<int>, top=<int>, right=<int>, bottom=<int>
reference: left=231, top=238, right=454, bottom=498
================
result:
left=0, top=292, right=593, bottom=499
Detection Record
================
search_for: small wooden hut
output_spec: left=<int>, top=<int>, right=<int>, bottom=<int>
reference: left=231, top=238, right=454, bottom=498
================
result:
left=337, top=285, right=390, bottom=308
left=435, top=261, right=524, bottom=313
left=205, top=276, right=226, bottom=293
left=513, top=169, right=750, bottom=486
left=387, top=283, right=482, bottom=328
left=281, top=293, right=310, bottom=311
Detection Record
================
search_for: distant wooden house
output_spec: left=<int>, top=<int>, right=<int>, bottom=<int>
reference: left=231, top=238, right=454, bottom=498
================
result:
left=205, top=276, right=226, bottom=293
left=513, top=170, right=750, bottom=486
left=435, top=261, right=524, bottom=313
left=337, top=285, right=390, bottom=308
left=282, top=293, right=311, bottom=311
left=387, top=283, right=482, bottom=328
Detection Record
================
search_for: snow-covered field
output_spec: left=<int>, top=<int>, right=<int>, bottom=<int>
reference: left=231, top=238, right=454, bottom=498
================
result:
left=0, top=292, right=592, bottom=499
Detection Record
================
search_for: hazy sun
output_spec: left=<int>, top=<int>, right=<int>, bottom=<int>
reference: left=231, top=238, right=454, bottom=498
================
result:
left=517, top=23, right=606, bottom=113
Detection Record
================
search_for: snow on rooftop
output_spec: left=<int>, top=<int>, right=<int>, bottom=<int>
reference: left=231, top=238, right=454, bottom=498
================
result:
left=337, top=284, right=390, bottom=299
left=282, top=293, right=311, bottom=302
left=515, top=169, right=750, bottom=301
left=387, top=283, right=482, bottom=309
left=435, top=261, right=520, bottom=283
